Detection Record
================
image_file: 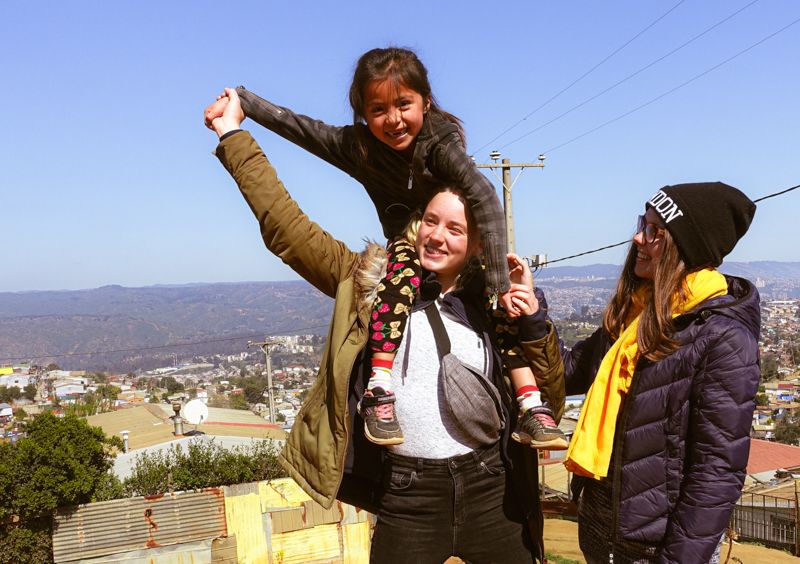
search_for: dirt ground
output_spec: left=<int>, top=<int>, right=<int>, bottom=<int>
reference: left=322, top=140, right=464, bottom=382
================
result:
left=444, top=518, right=798, bottom=563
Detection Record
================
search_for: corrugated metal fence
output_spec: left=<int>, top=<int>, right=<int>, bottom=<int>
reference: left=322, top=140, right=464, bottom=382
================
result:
left=51, top=479, right=371, bottom=564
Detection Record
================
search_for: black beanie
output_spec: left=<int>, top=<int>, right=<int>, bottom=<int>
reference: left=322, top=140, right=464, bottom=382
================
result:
left=644, top=182, right=756, bottom=270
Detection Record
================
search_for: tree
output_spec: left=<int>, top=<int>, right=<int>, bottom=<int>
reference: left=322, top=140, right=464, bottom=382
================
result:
left=160, top=376, right=184, bottom=395
left=0, top=386, right=21, bottom=404
left=45, top=363, right=60, bottom=372
left=775, top=415, right=800, bottom=446
left=13, top=408, right=26, bottom=420
left=0, top=413, right=122, bottom=563
left=754, top=393, right=770, bottom=407
left=230, top=393, right=250, bottom=410
left=243, top=384, right=265, bottom=404
left=93, top=372, right=109, bottom=384
left=23, top=384, right=37, bottom=402
left=761, top=354, right=779, bottom=381
left=98, top=385, right=121, bottom=401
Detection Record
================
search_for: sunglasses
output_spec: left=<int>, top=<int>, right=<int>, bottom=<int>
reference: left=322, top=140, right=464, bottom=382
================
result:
left=636, top=215, right=666, bottom=244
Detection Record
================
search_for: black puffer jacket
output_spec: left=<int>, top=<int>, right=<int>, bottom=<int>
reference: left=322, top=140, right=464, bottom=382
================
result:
left=564, top=276, right=761, bottom=563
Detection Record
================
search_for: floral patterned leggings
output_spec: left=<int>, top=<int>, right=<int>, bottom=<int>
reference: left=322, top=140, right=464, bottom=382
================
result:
left=369, top=237, right=422, bottom=354
left=369, top=237, right=527, bottom=371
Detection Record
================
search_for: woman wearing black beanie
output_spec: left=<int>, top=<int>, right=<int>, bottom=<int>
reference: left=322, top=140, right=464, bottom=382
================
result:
left=561, top=182, right=760, bottom=563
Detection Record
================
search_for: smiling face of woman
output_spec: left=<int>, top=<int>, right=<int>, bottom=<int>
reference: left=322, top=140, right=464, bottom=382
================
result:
left=415, top=191, right=481, bottom=294
left=633, top=207, right=667, bottom=279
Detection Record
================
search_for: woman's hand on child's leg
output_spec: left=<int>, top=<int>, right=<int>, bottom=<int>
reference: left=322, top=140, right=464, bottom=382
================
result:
left=507, top=283, right=539, bottom=316
left=507, top=253, right=533, bottom=288
left=500, top=253, right=535, bottom=317
left=499, top=291, right=520, bottom=317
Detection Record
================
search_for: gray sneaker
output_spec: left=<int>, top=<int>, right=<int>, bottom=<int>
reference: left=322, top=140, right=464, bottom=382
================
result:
left=512, top=405, right=569, bottom=450
left=357, top=387, right=404, bottom=446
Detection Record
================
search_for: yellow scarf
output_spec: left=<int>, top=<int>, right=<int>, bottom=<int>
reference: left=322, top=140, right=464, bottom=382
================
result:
left=563, top=268, right=728, bottom=480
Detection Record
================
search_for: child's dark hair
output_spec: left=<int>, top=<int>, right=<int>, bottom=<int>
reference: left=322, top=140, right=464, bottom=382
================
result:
left=349, top=47, right=465, bottom=161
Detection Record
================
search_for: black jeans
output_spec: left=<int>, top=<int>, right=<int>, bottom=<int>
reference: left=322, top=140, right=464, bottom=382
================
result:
left=370, top=443, right=535, bottom=564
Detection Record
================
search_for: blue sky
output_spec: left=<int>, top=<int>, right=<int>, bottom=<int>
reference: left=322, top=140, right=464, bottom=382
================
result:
left=3, top=0, right=798, bottom=292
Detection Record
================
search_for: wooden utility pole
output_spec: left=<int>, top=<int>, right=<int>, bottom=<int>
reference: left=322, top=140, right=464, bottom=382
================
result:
left=247, top=339, right=281, bottom=425
left=475, top=152, right=545, bottom=254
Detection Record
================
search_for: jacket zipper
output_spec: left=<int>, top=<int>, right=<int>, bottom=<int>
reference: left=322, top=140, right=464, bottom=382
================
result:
left=407, top=167, right=413, bottom=190
left=610, top=365, right=644, bottom=557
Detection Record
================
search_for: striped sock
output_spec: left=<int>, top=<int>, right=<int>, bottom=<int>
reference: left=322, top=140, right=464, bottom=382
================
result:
left=368, top=358, right=394, bottom=392
left=517, top=384, right=541, bottom=412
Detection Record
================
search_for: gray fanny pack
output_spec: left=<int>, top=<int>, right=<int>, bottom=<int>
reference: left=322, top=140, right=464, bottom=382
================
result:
left=424, top=302, right=505, bottom=445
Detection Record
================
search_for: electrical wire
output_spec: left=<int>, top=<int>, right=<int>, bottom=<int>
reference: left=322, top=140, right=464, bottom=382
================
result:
left=471, top=0, right=687, bottom=157
left=540, top=15, right=800, bottom=155
left=496, top=0, right=761, bottom=153
left=754, top=184, right=800, bottom=203
left=0, top=324, right=331, bottom=362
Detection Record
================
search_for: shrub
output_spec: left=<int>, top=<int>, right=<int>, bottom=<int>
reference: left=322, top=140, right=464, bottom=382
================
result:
left=123, top=437, right=286, bottom=497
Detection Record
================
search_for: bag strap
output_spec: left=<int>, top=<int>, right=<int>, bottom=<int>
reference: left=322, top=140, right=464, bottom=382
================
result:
left=424, top=301, right=451, bottom=356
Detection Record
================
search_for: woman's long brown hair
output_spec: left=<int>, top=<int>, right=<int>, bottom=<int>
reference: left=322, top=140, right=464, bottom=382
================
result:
left=602, top=229, right=693, bottom=361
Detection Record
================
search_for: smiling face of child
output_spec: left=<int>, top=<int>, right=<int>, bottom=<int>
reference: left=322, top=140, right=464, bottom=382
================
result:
left=363, top=78, right=431, bottom=161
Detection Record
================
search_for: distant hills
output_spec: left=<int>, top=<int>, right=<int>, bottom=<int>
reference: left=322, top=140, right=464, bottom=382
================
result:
left=1, top=261, right=797, bottom=373
left=0, top=282, right=333, bottom=373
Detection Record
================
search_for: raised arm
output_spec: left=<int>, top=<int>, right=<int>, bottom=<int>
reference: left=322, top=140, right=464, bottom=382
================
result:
left=210, top=89, right=359, bottom=298
left=433, top=132, right=511, bottom=296
left=235, top=87, right=360, bottom=177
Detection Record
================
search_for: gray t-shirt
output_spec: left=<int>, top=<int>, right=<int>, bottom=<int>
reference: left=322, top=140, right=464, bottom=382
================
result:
left=389, top=298, right=488, bottom=459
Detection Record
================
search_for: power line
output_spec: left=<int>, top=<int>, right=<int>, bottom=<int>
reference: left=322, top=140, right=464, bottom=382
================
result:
left=540, top=15, right=800, bottom=155
left=472, top=0, right=687, bottom=157
left=543, top=240, right=630, bottom=266
left=496, top=0, right=761, bottom=153
left=0, top=324, right=330, bottom=362
left=541, top=183, right=799, bottom=266
left=754, top=183, right=800, bottom=203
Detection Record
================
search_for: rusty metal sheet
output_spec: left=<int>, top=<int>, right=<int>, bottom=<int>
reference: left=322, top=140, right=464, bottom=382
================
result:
left=52, top=489, right=227, bottom=563
left=267, top=501, right=341, bottom=534
left=211, top=534, right=238, bottom=564
left=340, top=502, right=371, bottom=526
left=342, top=522, right=371, bottom=564
left=223, top=478, right=372, bottom=563
left=223, top=487, right=270, bottom=564
left=268, top=508, right=305, bottom=535
left=271, top=523, right=341, bottom=564
left=56, top=538, right=214, bottom=564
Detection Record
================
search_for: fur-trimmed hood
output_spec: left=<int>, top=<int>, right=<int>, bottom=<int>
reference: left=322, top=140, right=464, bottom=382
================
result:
left=353, top=242, right=388, bottom=314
